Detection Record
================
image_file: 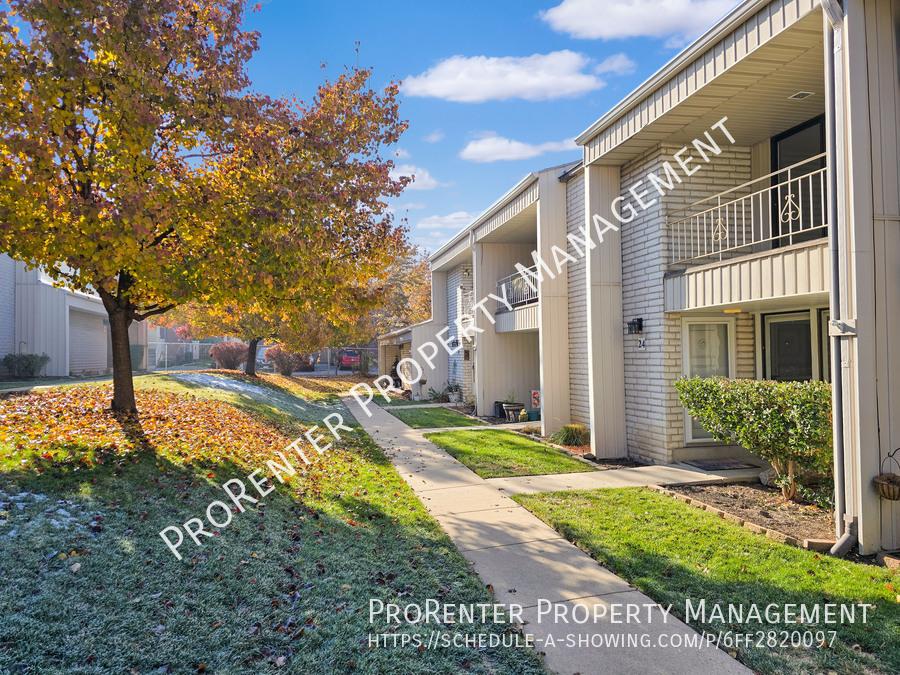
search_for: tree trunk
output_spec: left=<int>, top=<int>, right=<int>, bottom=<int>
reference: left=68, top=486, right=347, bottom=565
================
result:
left=245, top=337, right=261, bottom=377
left=107, top=305, right=137, bottom=413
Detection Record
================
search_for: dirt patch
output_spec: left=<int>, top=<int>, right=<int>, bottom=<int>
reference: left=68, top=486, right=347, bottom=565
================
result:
left=668, top=482, right=835, bottom=543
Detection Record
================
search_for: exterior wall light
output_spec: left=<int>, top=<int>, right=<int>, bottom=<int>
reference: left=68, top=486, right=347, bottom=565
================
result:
left=626, top=318, right=644, bottom=335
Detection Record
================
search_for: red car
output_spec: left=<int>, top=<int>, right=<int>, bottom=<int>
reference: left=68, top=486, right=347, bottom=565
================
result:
left=339, top=349, right=360, bottom=369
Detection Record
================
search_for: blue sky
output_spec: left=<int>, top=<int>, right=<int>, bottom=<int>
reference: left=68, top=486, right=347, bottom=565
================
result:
left=244, top=0, right=739, bottom=252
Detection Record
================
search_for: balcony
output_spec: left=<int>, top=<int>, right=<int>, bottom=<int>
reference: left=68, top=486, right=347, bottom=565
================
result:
left=664, top=154, right=830, bottom=312
left=667, top=153, right=827, bottom=267
left=495, top=265, right=539, bottom=332
left=495, top=265, right=539, bottom=312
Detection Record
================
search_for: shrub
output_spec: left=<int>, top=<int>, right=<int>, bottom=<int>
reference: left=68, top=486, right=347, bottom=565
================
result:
left=209, top=341, right=248, bottom=370
left=296, top=354, right=314, bottom=372
left=354, top=351, right=372, bottom=376
left=674, top=377, right=833, bottom=501
left=264, top=343, right=304, bottom=376
left=2, top=353, right=51, bottom=379
left=549, top=423, right=590, bottom=446
left=521, top=425, right=541, bottom=435
left=427, top=385, right=449, bottom=402
left=129, top=344, right=145, bottom=370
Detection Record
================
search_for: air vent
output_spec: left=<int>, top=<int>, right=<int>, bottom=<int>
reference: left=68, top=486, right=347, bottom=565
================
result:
left=788, top=91, right=815, bottom=100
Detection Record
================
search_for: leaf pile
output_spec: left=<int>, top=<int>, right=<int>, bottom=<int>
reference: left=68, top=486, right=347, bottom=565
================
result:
left=0, top=385, right=293, bottom=469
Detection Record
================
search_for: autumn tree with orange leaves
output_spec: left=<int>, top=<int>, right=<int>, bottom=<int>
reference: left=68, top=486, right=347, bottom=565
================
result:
left=155, top=299, right=341, bottom=377
left=370, top=247, right=432, bottom=335
left=0, top=0, right=409, bottom=412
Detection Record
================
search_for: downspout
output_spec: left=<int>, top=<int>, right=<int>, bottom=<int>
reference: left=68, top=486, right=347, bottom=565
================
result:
left=821, top=0, right=856, bottom=557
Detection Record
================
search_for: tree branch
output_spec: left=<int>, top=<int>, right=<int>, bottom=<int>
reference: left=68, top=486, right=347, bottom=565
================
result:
left=131, top=304, right=177, bottom=322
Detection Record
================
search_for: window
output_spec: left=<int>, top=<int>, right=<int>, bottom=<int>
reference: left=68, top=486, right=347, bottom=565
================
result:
left=764, top=312, right=813, bottom=381
left=682, top=317, right=736, bottom=443
left=760, top=309, right=830, bottom=382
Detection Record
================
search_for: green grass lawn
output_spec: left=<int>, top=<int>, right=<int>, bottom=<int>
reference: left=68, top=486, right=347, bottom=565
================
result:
left=513, top=487, right=900, bottom=674
left=387, top=406, right=484, bottom=429
left=424, top=430, right=597, bottom=479
left=0, top=374, right=113, bottom=391
left=0, top=375, right=546, bottom=674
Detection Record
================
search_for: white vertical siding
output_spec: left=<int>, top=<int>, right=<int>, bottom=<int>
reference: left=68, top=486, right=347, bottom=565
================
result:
left=0, top=255, right=15, bottom=364
left=862, top=0, right=900, bottom=551
left=68, top=309, right=108, bottom=374
left=584, top=164, right=627, bottom=458
left=473, top=243, right=541, bottom=416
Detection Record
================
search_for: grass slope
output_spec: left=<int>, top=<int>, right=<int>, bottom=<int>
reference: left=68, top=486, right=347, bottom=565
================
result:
left=0, top=374, right=545, bottom=674
left=424, top=430, right=597, bottom=479
left=514, top=487, right=900, bottom=674
left=387, top=407, right=483, bottom=430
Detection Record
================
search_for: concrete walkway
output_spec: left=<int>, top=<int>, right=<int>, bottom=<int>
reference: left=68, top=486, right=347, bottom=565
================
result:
left=488, top=463, right=763, bottom=496
left=342, top=396, right=750, bottom=675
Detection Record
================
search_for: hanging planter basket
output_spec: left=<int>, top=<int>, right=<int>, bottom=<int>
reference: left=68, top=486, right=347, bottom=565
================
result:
left=874, top=448, right=900, bottom=501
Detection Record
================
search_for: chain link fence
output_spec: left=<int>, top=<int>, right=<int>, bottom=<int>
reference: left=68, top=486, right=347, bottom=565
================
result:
left=148, top=341, right=215, bottom=372
left=146, top=342, right=377, bottom=376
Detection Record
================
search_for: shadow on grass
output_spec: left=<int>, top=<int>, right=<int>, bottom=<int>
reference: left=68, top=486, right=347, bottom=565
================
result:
left=0, top=408, right=546, bottom=674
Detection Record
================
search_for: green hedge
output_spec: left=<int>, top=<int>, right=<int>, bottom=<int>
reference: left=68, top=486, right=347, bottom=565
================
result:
left=1, top=352, right=50, bottom=379
left=674, top=377, right=833, bottom=500
left=130, top=344, right=145, bottom=370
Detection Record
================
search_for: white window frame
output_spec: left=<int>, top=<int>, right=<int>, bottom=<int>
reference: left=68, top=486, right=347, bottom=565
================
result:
left=681, top=316, right=737, bottom=444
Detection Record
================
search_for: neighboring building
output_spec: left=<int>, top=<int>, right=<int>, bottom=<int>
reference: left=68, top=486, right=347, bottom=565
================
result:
left=0, top=254, right=148, bottom=377
left=381, top=0, right=900, bottom=555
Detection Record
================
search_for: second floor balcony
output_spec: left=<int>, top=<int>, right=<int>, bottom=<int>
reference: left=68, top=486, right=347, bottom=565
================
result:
left=494, top=264, right=539, bottom=333
left=496, top=265, right=539, bottom=313
left=667, top=153, right=827, bottom=268
left=664, top=153, right=830, bottom=313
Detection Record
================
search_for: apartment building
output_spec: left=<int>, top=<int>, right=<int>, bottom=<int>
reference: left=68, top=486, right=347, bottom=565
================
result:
left=379, top=0, right=899, bottom=555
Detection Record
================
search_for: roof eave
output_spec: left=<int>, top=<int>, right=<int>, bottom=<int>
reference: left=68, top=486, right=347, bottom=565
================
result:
left=574, top=0, right=774, bottom=147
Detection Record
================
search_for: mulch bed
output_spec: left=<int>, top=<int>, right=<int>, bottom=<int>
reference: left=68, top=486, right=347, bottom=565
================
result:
left=667, top=482, right=834, bottom=543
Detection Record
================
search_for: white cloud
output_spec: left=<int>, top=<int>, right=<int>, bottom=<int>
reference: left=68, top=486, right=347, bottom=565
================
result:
left=540, top=0, right=738, bottom=45
left=395, top=201, right=427, bottom=211
left=394, top=148, right=411, bottom=159
left=404, top=50, right=604, bottom=102
left=459, top=133, right=578, bottom=163
left=595, top=53, right=638, bottom=76
left=390, top=164, right=442, bottom=191
left=424, top=130, right=445, bottom=143
left=416, top=211, right=479, bottom=230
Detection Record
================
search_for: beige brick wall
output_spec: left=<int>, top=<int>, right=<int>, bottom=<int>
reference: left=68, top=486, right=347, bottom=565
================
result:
left=565, top=173, right=590, bottom=425
left=621, top=143, right=754, bottom=463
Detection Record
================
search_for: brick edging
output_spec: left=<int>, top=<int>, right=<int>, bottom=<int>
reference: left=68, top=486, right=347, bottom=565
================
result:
left=646, top=485, right=835, bottom=553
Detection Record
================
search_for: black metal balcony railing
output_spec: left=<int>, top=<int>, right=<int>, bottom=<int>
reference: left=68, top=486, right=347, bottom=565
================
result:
left=667, top=152, right=827, bottom=266
left=495, top=265, right=539, bottom=313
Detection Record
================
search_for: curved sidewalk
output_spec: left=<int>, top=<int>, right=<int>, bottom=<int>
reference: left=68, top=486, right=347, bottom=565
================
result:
left=343, top=395, right=750, bottom=675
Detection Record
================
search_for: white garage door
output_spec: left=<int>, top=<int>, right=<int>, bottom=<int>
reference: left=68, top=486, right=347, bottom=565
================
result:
left=68, top=309, right=108, bottom=375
